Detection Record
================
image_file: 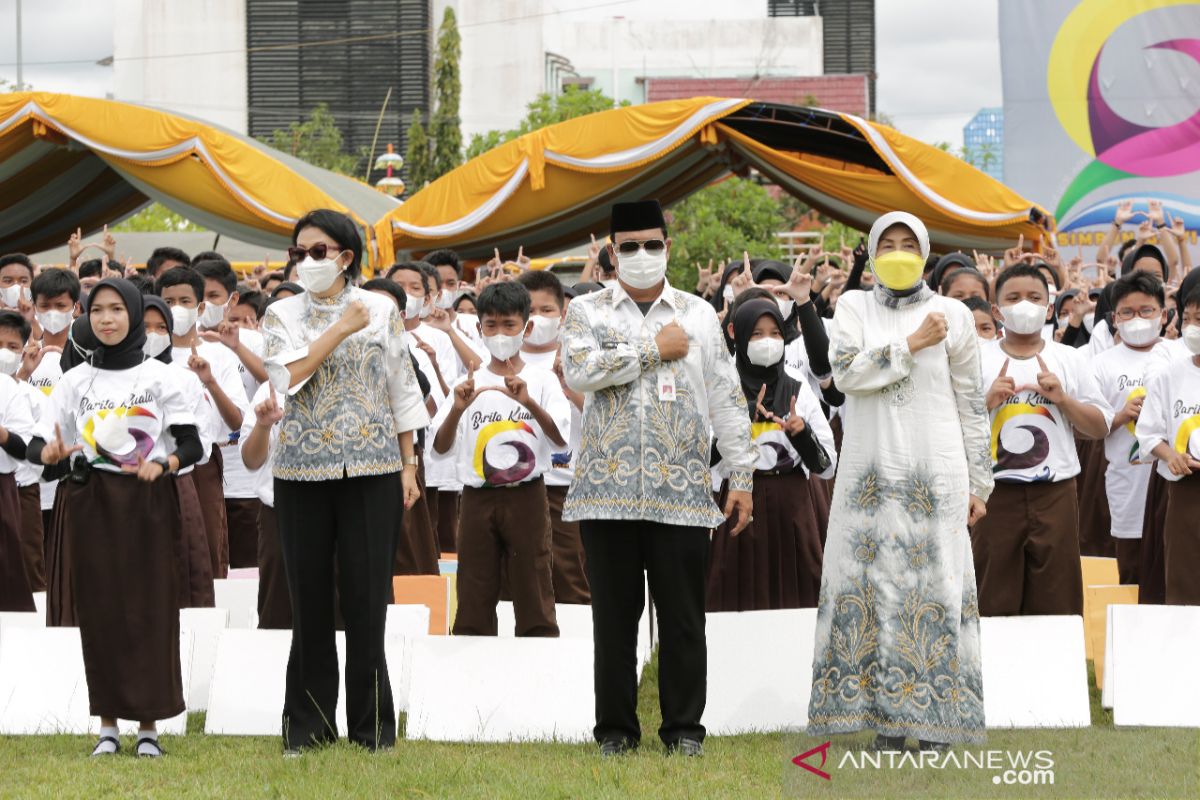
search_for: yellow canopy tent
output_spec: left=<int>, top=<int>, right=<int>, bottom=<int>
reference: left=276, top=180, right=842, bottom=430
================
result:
left=0, top=92, right=398, bottom=260
left=380, top=97, right=1053, bottom=259
left=0, top=93, right=1051, bottom=271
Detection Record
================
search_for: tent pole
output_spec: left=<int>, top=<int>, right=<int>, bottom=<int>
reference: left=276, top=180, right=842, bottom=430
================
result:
left=364, top=86, right=393, bottom=184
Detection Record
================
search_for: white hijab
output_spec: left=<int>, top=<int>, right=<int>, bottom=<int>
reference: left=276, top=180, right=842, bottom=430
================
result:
left=867, top=211, right=931, bottom=261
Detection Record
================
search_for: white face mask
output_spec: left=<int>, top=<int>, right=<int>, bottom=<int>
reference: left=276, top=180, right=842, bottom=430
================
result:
left=435, top=288, right=455, bottom=310
left=199, top=299, right=228, bottom=328
left=999, top=300, right=1048, bottom=335
left=746, top=337, right=784, bottom=367
left=1182, top=324, right=1200, bottom=355
left=404, top=293, right=426, bottom=321
left=0, top=285, right=30, bottom=307
left=296, top=255, right=344, bottom=294
left=776, top=297, right=794, bottom=318
left=1083, top=314, right=1096, bottom=334
left=617, top=250, right=668, bottom=290
left=601, top=279, right=618, bottom=289
left=722, top=284, right=735, bottom=305
left=525, top=314, right=561, bottom=346
left=0, top=347, right=19, bottom=375
left=1117, top=317, right=1159, bottom=347
left=171, top=305, right=198, bottom=337
left=35, top=309, right=72, bottom=335
left=143, top=332, right=171, bottom=358
left=483, top=332, right=524, bottom=361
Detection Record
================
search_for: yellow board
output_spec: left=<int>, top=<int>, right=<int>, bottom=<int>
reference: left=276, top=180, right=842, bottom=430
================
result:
left=1085, top=584, right=1139, bottom=688
left=1080, top=556, right=1121, bottom=659
left=392, top=575, right=452, bottom=636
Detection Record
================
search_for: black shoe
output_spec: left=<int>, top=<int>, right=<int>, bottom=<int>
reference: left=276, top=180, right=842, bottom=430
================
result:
left=666, top=737, right=704, bottom=757
left=599, top=738, right=636, bottom=757
left=872, top=734, right=906, bottom=751
left=135, top=737, right=164, bottom=758
left=918, top=739, right=950, bottom=752
left=90, top=735, right=120, bottom=757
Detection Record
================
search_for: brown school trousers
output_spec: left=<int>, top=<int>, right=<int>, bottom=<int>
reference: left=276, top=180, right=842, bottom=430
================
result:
left=193, top=445, right=229, bottom=578
left=970, top=478, right=1083, bottom=616
left=546, top=484, right=590, bottom=604
left=453, top=478, right=558, bottom=637
left=17, top=483, right=46, bottom=592
left=225, top=497, right=261, bottom=570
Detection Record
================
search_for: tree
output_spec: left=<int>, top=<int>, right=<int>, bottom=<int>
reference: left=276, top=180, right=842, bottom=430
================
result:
left=262, top=103, right=358, bottom=175
left=429, top=7, right=463, bottom=179
left=665, top=177, right=785, bottom=288
left=405, top=108, right=434, bottom=191
left=465, top=86, right=627, bottom=159
left=112, top=202, right=204, bottom=233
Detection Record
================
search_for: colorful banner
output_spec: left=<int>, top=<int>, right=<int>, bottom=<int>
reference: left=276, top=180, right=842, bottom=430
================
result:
left=1000, top=0, right=1200, bottom=252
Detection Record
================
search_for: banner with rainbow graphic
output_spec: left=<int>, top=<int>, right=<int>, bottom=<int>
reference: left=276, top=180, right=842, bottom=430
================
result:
left=1001, top=0, right=1200, bottom=254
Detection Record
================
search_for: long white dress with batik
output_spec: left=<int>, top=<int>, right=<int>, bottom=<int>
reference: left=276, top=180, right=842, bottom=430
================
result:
left=807, top=285, right=994, bottom=744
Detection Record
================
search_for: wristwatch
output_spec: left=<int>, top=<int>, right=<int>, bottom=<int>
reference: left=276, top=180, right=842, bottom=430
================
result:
left=152, top=456, right=172, bottom=476
left=402, top=455, right=420, bottom=468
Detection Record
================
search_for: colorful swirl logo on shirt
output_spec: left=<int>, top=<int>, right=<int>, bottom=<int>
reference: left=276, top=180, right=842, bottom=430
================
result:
left=991, top=403, right=1058, bottom=479
left=1048, top=0, right=1200, bottom=227
left=1176, top=413, right=1200, bottom=457
left=81, top=406, right=158, bottom=467
left=473, top=419, right=537, bottom=486
left=751, top=421, right=795, bottom=472
left=1123, top=386, right=1148, bottom=462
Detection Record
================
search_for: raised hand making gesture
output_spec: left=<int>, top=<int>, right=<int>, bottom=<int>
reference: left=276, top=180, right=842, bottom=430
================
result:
left=39, top=422, right=84, bottom=465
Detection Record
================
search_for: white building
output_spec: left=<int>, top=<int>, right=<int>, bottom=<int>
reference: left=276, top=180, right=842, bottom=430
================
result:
left=112, top=0, right=822, bottom=142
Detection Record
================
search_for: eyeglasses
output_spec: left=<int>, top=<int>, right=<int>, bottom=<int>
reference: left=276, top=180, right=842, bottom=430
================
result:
left=1113, top=307, right=1161, bottom=321
left=287, top=243, right=341, bottom=261
left=615, top=239, right=666, bottom=257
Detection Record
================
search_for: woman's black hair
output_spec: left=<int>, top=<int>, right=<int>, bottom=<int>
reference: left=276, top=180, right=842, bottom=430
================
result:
left=360, top=278, right=407, bottom=310
left=30, top=268, right=81, bottom=303
left=941, top=267, right=990, bottom=300
left=292, top=208, right=363, bottom=282
left=477, top=281, right=531, bottom=321
left=452, top=291, right=477, bottom=312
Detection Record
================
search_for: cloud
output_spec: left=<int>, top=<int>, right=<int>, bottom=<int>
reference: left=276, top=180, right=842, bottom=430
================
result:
left=876, top=0, right=1002, bottom=147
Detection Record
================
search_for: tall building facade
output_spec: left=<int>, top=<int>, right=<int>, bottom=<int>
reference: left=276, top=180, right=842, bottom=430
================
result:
left=768, top=0, right=875, bottom=115
left=963, top=107, right=1004, bottom=181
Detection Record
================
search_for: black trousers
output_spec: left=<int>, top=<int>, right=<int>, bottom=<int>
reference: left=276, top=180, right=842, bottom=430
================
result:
left=275, top=474, right=400, bottom=751
left=580, top=519, right=709, bottom=747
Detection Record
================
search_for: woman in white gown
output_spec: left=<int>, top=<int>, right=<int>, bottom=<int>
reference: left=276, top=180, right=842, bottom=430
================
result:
left=806, top=211, right=994, bottom=751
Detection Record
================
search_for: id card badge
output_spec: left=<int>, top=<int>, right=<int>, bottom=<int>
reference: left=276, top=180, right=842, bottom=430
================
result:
left=658, top=368, right=676, bottom=402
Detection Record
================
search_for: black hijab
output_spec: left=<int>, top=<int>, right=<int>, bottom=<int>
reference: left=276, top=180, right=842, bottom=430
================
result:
left=1177, top=267, right=1200, bottom=334
left=85, top=278, right=147, bottom=370
left=1121, top=243, right=1168, bottom=279
left=732, top=298, right=803, bottom=420
left=751, top=260, right=791, bottom=285
left=711, top=260, right=744, bottom=311
left=61, top=314, right=99, bottom=372
left=142, top=295, right=174, bottom=364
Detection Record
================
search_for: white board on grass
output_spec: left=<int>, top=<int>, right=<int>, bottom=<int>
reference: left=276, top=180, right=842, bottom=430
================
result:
left=0, top=626, right=192, bottom=735
left=980, top=615, right=1090, bottom=728
left=387, top=604, right=431, bottom=641
left=1103, top=603, right=1116, bottom=710
left=204, top=629, right=347, bottom=736
left=1111, top=604, right=1200, bottom=727
left=406, top=637, right=594, bottom=742
left=180, top=607, right=229, bottom=711
left=702, top=609, right=816, bottom=735
left=31, top=592, right=46, bottom=615
left=0, top=611, right=45, bottom=652
left=386, top=604, right=430, bottom=714
left=493, top=601, right=652, bottom=672
left=213, top=578, right=259, bottom=629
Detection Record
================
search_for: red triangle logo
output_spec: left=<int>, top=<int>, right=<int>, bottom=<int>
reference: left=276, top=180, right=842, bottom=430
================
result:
left=792, top=741, right=832, bottom=781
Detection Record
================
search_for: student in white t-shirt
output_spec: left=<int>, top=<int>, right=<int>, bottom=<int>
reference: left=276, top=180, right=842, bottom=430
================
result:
left=972, top=264, right=1113, bottom=617
left=1089, top=272, right=1174, bottom=584
left=516, top=269, right=590, bottom=604
left=157, top=266, right=249, bottom=579
left=1136, top=286, right=1200, bottom=605
left=431, top=281, right=568, bottom=637
left=0, top=311, right=38, bottom=612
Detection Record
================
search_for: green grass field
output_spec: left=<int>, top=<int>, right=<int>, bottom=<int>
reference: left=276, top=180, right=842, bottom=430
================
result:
left=2, top=658, right=1196, bottom=799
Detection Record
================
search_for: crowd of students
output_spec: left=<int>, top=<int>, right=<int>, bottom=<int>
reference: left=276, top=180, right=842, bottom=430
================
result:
left=0, top=201, right=1197, bottom=757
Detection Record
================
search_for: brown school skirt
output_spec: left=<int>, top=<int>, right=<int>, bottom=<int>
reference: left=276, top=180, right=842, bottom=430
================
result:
left=1138, top=469, right=1170, bottom=605
left=225, top=497, right=261, bottom=570
left=707, top=471, right=824, bottom=612
left=192, top=446, right=228, bottom=579
left=44, top=483, right=75, bottom=626
left=63, top=470, right=184, bottom=721
left=0, top=473, right=35, bottom=612
left=394, top=454, right=439, bottom=576
left=1075, top=437, right=1115, bottom=557
left=17, top=483, right=46, bottom=593
left=175, top=474, right=215, bottom=608
left=1164, top=473, right=1200, bottom=606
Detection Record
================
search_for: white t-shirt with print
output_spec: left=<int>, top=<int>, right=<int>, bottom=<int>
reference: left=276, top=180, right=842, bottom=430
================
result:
left=1, top=375, right=36, bottom=476
left=521, top=347, right=582, bottom=487
left=430, top=364, right=570, bottom=489
left=1090, top=341, right=1173, bottom=538
left=25, top=355, right=65, bottom=508
left=1136, top=353, right=1200, bottom=482
left=35, top=360, right=197, bottom=474
left=980, top=339, right=1115, bottom=483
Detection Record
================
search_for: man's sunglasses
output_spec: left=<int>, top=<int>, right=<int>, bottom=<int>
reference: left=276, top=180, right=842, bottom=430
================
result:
left=287, top=243, right=342, bottom=261
left=614, top=239, right=666, bottom=256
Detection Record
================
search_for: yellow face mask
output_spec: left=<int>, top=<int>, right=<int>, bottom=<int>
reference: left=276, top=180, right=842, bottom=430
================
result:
left=871, top=250, right=926, bottom=291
